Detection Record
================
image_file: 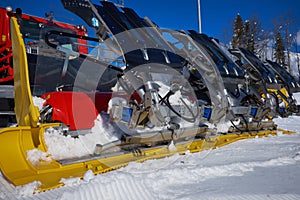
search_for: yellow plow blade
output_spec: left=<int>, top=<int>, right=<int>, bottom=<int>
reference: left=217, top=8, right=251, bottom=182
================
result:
left=11, top=17, right=39, bottom=127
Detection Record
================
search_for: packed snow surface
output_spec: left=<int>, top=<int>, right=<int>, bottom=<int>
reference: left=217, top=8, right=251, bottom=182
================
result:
left=1, top=114, right=300, bottom=200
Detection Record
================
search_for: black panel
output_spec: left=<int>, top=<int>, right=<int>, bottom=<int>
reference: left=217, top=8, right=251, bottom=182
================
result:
left=101, top=1, right=134, bottom=31
left=60, top=0, right=95, bottom=27
left=121, top=7, right=149, bottom=28
left=60, top=0, right=185, bottom=69
left=189, top=30, right=244, bottom=78
left=95, top=4, right=125, bottom=35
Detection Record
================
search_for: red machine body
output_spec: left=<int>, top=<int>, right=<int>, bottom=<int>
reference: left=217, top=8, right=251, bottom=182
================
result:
left=0, top=7, right=13, bottom=82
left=42, top=92, right=99, bottom=130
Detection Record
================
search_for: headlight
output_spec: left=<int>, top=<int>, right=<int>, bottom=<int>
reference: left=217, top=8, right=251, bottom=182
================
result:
left=6, top=6, right=12, bottom=12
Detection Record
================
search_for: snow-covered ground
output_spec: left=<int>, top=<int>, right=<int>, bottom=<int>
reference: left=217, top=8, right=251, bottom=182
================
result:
left=0, top=114, right=300, bottom=199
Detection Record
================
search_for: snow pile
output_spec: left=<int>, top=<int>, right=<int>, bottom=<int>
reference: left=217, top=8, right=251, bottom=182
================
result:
left=15, top=181, right=41, bottom=198
left=91, top=114, right=119, bottom=145
left=273, top=115, right=300, bottom=132
left=26, top=149, right=52, bottom=165
left=43, top=127, right=91, bottom=160
left=168, top=140, right=177, bottom=152
left=293, top=92, right=300, bottom=105
left=32, top=96, right=46, bottom=111
left=42, top=115, right=119, bottom=160
left=205, top=118, right=240, bottom=133
left=60, top=177, right=81, bottom=187
left=107, top=97, right=127, bottom=114
left=59, top=170, right=95, bottom=187
left=83, top=170, right=95, bottom=182
left=25, top=114, right=120, bottom=163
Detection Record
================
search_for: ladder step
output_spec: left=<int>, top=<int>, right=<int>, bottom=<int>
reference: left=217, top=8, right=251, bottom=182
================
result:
left=0, top=111, right=15, bottom=116
left=0, top=85, right=14, bottom=98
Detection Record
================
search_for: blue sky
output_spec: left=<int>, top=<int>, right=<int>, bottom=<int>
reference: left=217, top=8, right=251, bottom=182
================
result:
left=1, top=0, right=299, bottom=43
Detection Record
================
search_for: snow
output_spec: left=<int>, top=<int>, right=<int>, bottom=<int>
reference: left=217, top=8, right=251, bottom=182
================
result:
left=206, top=118, right=241, bottom=133
left=290, top=52, right=300, bottom=77
left=37, top=115, right=119, bottom=161
left=168, top=140, right=177, bottom=152
left=273, top=115, right=300, bottom=132
left=1, top=114, right=300, bottom=199
left=26, top=149, right=52, bottom=165
left=15, top=181, right=41, bottom=198
left=59, top=177, right=81, bottom=187
left=32, top=96, right=45, bottom=111
left=293, top=92, right=300, bottom=105
left=82, top=170, right=95, bottom=182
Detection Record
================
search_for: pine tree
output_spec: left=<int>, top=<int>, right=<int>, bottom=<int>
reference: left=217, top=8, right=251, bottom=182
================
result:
left=232, top=14, right=244, bottom=48
left=274, top=31, right=285, bottom=66
left=244, top=20, right=254, bottom=51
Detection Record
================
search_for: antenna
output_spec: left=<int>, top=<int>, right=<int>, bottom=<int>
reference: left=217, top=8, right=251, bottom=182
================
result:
left=197, top=0, right=202, bottom=33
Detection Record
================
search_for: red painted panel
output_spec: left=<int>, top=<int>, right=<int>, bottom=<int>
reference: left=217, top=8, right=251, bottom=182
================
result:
left=42, top=92, right=98, bottom=130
